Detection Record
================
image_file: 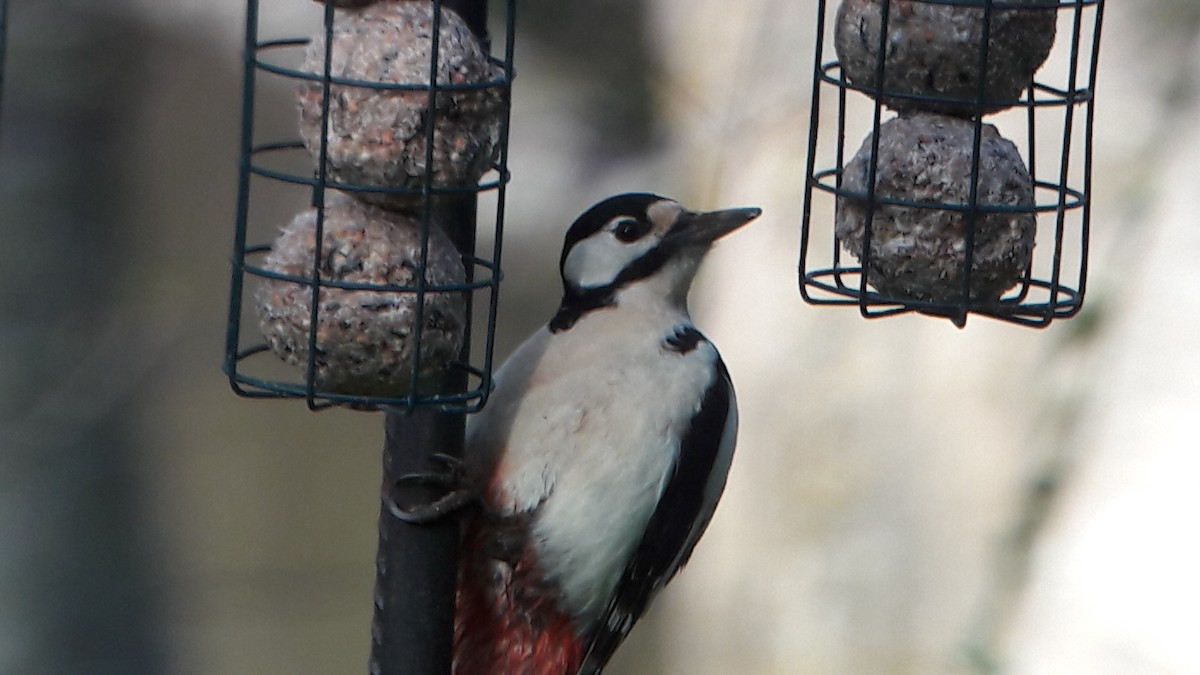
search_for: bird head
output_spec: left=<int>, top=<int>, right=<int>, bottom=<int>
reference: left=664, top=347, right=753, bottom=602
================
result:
left=551, top=193, right=761, bottom=330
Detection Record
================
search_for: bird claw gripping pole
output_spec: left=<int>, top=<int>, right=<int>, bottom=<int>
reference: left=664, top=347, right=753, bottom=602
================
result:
left=387, top=453, right=478, bottom=524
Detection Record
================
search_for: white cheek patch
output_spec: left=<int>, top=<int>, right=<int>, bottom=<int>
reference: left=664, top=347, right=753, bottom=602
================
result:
left=563, top=229, right=659, bottom=290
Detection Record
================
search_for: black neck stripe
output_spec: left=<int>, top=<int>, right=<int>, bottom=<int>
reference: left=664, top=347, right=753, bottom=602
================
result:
left=549, top=286, right=616, bottom=333
left=550, top=245, right=672, bottom=333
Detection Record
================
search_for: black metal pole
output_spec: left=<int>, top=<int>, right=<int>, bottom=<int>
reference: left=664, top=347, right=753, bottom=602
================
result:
left=370, top=2, right=487, bottom=673
left=372, top=404, right=466, bottom=675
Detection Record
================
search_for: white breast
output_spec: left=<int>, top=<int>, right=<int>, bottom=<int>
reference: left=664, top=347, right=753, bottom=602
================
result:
left=465, top=307, right=720, bottom=622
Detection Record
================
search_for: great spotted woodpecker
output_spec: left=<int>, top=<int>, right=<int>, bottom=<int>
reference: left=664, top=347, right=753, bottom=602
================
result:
left=452, top=193, right=760, bottom=674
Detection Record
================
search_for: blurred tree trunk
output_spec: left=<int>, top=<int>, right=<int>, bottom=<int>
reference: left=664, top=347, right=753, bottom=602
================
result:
left=0, top=4, right=168, bottom=673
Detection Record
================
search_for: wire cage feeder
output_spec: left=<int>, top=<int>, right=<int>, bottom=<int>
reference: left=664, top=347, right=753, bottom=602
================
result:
left=225, top=0, right=515, bottom=413
left=799, top=0, right=1105, bottom=327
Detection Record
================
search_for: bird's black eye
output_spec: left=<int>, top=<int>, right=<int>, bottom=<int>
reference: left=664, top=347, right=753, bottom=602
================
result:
left=613, top=217, right=652, bottom=243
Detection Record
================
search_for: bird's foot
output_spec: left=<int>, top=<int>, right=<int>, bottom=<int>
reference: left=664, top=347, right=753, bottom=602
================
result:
left=387, top=453, right=477, bottom=524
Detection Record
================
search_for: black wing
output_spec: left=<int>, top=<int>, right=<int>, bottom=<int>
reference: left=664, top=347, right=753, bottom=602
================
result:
left=579, top=356, right=738, bottom=674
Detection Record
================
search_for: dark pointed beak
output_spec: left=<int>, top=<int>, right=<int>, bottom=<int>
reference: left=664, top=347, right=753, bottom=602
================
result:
left=664, top=206, right=762, bottom=248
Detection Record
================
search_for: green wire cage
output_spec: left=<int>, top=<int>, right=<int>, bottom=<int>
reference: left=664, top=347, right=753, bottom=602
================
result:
left=800, top=0, right=1105, bottom=327
left=225, top=0, right=515, bottom=412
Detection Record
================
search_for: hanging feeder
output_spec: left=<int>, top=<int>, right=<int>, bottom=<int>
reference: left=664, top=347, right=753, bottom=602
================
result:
left=225, top=0, right=515, bottom=412
left=223, top=2, right=515, bottom=673
left=799, top=0, right=1105, bottom=327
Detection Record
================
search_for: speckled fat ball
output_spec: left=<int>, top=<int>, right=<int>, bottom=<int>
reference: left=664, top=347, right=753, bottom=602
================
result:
left=835, top=0, right=1056, bottom=115
left=835, top=112, right=1037, bottom=303
left=255, top=192, right=467, bottom=396
left=298, top=1, right=504, bottom=209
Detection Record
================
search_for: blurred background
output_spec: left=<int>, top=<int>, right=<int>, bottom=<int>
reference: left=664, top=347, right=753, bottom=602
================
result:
left=2, top=0, right=1198, bottom=673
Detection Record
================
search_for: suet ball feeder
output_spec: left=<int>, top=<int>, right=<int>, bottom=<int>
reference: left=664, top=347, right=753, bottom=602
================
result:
left=801, top=0, right=1105, bottom=328
left=225, top=0, right=514, bottom=412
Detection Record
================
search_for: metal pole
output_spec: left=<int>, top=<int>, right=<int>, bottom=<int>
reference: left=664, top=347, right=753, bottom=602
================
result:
left=370, top=2, right=487, bottom=673
left=372, top=404, right=466, bottom=675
